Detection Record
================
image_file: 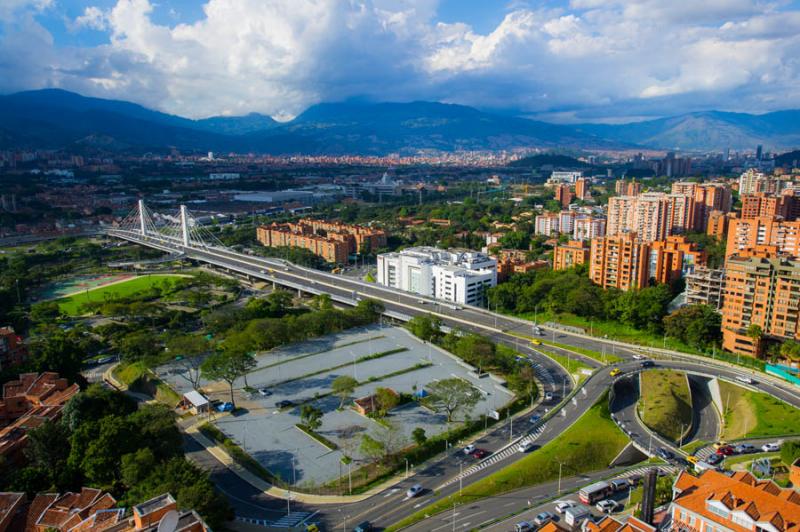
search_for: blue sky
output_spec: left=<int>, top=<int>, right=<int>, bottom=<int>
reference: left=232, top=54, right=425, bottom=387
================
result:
left=2, top=0, right=800, bottom=122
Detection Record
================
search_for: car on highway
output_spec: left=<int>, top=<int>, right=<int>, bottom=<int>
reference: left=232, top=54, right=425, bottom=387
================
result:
left=258, top=387, right=272, bottom=397
left=464, top=444, right=476, bottom=455
left=610, top=368, right=622, bottom=377
left=544, top=392, right=554, bottom=401
left=706, top=453, right=723, bottom=465
left=596, top=499, right=621, bottom=513
left=640, top=360, right=655, bottom=368
left=762, top=442, right=781, bottom=452
left=406, top=484, right=423, bottom=498
left=533, top=512, right=554, bottom=526
left=632, top=354, right=644, bottom=360
left=716, top=445, right=735, bottom=456
left=686, top=455, right=699, bottom=464
left=471, top=448, right=490, bottom=459
left=275, top=399, right=295, bottom=409
left=352, top=521, right=373, bottom=532
left=514, top=521, right=533, bottom=531
left=529, top=414, right=541, bottom=424
left=735, top=443, right=756, bottom=454
left=555, top=500, right=577, bottom=514
left=657, top=447, right=674, bottom=460
left=531, top=339, right=542, bottom=346
left=736, top=376, right=756, bottom=385
left=518, top=439, right=536, bottom=453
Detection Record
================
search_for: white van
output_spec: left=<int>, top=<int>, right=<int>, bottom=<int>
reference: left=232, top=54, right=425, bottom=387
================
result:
left=564, top=505, right=593, bottom=527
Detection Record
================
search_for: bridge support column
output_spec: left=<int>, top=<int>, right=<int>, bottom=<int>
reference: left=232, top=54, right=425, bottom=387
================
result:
left=180, top=205, right=190, bottom=247
left=138, top=199, right=147, bottom=236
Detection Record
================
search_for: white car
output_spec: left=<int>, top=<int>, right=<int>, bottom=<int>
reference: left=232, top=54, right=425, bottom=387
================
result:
left=544, top=392, right=554, bottom=401
left=632, top=354, right=644, bottom=360
left=762, top=442, right=781, bottom=452
left=464, top=444, right=476, bottom=455
left=596, top=500, right=620, bottom=513
left=406, top=484, right=423, bottom=498
left=518, top=439, right=535, bottom=453
left=555, top=500, right=576, bottom=514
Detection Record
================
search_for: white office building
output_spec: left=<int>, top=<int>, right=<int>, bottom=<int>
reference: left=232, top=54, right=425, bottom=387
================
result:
left=547, top=171, right=583, bottom=185
left=376, top=247, right=497, bottom=306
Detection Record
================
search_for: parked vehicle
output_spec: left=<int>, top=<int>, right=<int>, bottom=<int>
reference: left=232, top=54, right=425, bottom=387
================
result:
left=216, top=402, right=233, bottom=412
left=258, top=388, right=272, bottom=397
left=533, top=512, right=554, bottom=526
left=406, top=484, right=423, bottom=498
left=275, top=400, right=295, bottom=408
left=735, top=443, right=756, bottom=454
left=686, top=455, right=699, bottom=464
left=762, top=442, right=781, bottom=452
left=564, top=505, right=593, bottom=527
left=712, top=441, right=728, bottom=450
left=514, top=522, right=533, bottom=531
left=610, top=479, right=630, bottom=492
left=596, top=499, right=620, bottom=513
left=716, top=445, right=735, bottom=456
left=555, top=500, right=576, bottom=514
left=706, top=453, right=723, bottom=465
left=694, top=460, right=719, bottom=472
left=579, top=481, right=614, bottom=504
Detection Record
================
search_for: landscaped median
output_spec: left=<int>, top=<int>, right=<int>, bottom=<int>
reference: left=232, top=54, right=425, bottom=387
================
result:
left=638, top=369, right=693, bottom=442
left=718, top=380, right=800, bottom=439
left=386, top=391, right=628, bottom=532
left=296, top=423, right=338, bottom=450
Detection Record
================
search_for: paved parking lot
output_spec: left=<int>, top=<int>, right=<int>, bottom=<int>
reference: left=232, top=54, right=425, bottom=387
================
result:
left=158, top=325, right=515, bottom=487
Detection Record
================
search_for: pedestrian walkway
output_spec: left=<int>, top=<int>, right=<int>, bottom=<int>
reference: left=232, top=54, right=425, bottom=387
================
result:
left=438, top=424, right=547, bottom=489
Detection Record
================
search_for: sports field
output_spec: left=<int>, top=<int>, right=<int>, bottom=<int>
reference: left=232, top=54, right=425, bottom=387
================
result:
left=57, top=274, right=187, bottom=315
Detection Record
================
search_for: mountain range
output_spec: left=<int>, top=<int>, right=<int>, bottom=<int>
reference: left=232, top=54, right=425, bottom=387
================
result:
left=1, top=89, right=799, bottom=155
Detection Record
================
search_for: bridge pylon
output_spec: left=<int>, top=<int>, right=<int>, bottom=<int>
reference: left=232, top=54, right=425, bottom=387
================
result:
left=180, top=205, right=190, bottom=247
left=138, top=199, right=147, bottom=236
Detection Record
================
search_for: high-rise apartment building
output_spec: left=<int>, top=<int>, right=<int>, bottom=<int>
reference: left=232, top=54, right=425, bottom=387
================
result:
left=573, top=216, right=606, bottom=241
left=589, top=233, right=650, bottom=291
left=575, top=177, right=589, bottom=200
left=740, top=192, right=799, bottom=221
left=738, top=168, right=789, bottom=195
left=553, top=240, right=590, bottom=271
left=554, top=184, right=574, bottom=207
left=534, top=212, right=560, bottom=236
left=559, top=211, right=577, bottom=234
left=648, top=236, right=706, bottom=285
left=721, top=246, right=800, bottom=356
left=685, top=268, right=725, bottom=309
left=614, top=179, right=642, bottom=197
left=724, top=216, right=800, bottom=259
left=671, top=182, right=733, bottom=231
left=707, top=210, right=735, bottom=240
left=607, top=193, right=694, bottom=242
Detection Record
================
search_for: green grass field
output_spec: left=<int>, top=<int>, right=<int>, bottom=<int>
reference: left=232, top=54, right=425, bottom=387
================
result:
left=387, top=392, right=628, bottom=531
left=719, top=381, right=800, bottom=439
left=639, top=370, right=693, bottom=442
left=57, top=274, right=186, bottom=315
left=113, top=361, right=181, bottom=406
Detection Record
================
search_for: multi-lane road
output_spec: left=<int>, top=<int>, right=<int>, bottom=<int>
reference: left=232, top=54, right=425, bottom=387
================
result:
left=105, top=230, right=800, bottom=530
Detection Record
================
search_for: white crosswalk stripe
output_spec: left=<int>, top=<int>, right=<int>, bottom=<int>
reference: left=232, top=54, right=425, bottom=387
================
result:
left=269, top=511, right=313, bottom=528
left=438, top=424, right=547, bottom=489
left=695, top=447, right=715, bottom=460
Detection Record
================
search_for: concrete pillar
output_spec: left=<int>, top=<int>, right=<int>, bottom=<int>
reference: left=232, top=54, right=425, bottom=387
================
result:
left=138, top=199, right=147, bottom=236
left=180, top=205, right=190, bottom=247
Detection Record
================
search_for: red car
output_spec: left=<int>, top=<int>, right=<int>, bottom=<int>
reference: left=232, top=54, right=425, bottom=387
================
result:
left=716, top=445, right=735, bottom=456
left=471, top=449, right=490, bottom=459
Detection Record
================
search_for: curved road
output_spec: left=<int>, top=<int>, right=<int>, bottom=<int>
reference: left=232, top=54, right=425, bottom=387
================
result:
left=105, top=230, right=800, bottom=530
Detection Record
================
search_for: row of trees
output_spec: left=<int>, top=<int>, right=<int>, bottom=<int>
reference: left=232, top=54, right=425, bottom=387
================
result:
left=4, top=385, right=230, bottom=528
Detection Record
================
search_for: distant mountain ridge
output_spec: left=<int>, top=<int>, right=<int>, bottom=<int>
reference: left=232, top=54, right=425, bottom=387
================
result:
left=1, top=89, right=799, bottom=154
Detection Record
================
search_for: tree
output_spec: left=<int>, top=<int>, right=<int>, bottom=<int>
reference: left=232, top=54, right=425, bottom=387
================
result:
left=407, top=314, right=442, bottom=342
left=746, top=324, right=764, bottom=351
left=310, top=293, right=333, bottom=311
left=300, top=405, right=324, bottom=431
left=359, top=434, right=385, bottom=462
left=780, top=340, right=800, bottom=362
left=29, top=301, right=61, bottom=323
left=780, top=439, right=800, bottom=467
left=24, top=420, right=73, bottom=489
left=332, top=375, right=358, bottom=408
left=167, top=334, right=211, bottom=389
left=27, top=330, right=84, bottom=382
left=117, top=330, right=161, bottom=363
left=454, top=334, right=495, bottom=374
left=61, top=384, right=137, bottom=431
left=200, top=351, right=254, bottom=408
left=425, top=378, right=481, bottom=422
left=516, top=365, right=538, bottom=407
left=411, top=427, right=427, bottom=446
left=374, top=387, right=400, bottom=417
left=663, top=304, right=722, bottom=350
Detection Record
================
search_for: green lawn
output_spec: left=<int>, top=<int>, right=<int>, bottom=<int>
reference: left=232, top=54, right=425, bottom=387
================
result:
left=387, top=392, right=628, bottom=531
left=719, top=381, right=800, bottom=439
left=113, top=361, right=181, bottom=406
left=541, top=338, right=622, bottom=365
left=536, top=349, right=592, bottom=384
left=639, top=370, right=693, bottom=442
left=57, top=274, right=187, bottom=315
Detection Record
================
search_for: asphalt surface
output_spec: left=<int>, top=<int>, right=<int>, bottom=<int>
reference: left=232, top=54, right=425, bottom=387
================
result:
left=687, top=375, right=720, bottom=444
left=105, top=230, right=800, bottom=530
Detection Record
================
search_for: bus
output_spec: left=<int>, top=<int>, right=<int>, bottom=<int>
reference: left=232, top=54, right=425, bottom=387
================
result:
left=579, top=481, right=613, bottom=504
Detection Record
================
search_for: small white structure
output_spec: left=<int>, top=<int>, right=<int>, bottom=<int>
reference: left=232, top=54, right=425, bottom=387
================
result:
left=376, top=246, right=496, bottom=306
left=181, top=391, right=209, bottom=415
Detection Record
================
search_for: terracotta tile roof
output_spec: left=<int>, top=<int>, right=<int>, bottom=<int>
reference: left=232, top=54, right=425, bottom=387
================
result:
left=585, top=515, right=624, bottom=532
left=19, top=493, right=58, bottom=531
left=672, top=469, right=800, bottom=532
